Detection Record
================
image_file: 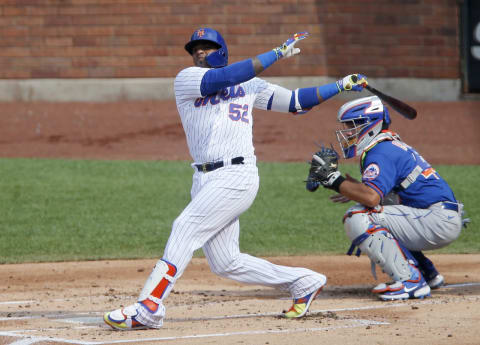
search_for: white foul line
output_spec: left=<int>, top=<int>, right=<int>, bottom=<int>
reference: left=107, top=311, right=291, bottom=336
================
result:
left=97, top=319, right=390, bottom=344
left=0, top=301, right=35, bottom=306
left=0, top=319, right=389, bottom=345
left=443, top=282, right=480, bottom=288
left=0, top=331, right=98, bottom=345
left=8, top=339, right=43, bottom=345
left=0, top=312, right=96, bottom=322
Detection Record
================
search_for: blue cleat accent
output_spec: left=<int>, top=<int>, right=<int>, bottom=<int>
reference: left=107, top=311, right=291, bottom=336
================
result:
left=375, top=265, right=431, bottom=301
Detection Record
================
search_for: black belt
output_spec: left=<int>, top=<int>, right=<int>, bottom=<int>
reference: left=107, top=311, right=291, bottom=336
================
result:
left=195, top=157, right=244, bottom=172
left=441, top=202, right=458, bottom=212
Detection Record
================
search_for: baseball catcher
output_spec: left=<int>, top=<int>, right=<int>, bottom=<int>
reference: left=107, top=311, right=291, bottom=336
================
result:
left=306, top=95, right=466, bottom=300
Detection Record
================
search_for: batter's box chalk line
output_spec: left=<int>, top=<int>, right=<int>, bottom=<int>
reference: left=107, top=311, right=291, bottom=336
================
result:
left=0, top=319, right=389, bottom=345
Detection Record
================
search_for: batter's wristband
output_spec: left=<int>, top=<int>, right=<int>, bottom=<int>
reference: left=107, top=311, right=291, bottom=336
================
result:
left=331, top=175, right=346, bottom=193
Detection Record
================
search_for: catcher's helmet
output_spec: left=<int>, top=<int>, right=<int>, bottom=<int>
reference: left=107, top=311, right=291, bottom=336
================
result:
left=185, top=28, right=228, bottom=68
left=336, top=96, right=391, bottom=158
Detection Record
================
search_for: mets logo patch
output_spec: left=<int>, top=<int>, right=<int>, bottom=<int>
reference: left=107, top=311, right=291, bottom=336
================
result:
left=363, top=163, right=380, bottom=180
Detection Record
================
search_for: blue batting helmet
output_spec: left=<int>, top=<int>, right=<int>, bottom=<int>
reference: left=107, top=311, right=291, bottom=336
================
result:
left=335, top=96, right=391, bottom=159
left=184, top=28, right=228, bottom=68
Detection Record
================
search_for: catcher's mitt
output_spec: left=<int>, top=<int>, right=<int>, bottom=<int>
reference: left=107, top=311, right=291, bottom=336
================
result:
left=306, top=145, right=343, bottom=190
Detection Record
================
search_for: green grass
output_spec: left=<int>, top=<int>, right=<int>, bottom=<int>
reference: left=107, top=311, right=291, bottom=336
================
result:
left=0, top=158, right=478, bottom=263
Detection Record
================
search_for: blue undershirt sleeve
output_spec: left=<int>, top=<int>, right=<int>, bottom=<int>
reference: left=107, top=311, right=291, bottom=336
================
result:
left=318, top=82, right=340, bottom=101
left=288, top=82, right=341, bottom=112
left=200, top=59, right=256, bottom=96
left=256, top=50, right=278, bottom=69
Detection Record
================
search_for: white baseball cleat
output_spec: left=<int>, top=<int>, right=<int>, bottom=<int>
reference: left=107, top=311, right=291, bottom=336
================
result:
left=373, top=265, right=431, bottom=301
left=374, top=280, right=431, bottom=301
left=104, top=303, right=150, bottom=331
left=104, top=302, right=165, bottom=331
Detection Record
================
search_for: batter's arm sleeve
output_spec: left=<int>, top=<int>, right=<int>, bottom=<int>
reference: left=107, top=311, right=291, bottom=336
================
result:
left=200, top=59, right=256, bottom=96
left=266, top=82, right=346, bottom=115
left=200, top=36, right=309, bottom=97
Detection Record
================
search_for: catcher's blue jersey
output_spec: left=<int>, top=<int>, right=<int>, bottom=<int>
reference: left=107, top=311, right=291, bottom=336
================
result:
left=361, top=140, right=456, bottom=209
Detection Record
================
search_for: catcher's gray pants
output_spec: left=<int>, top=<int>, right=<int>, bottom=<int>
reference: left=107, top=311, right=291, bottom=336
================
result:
left=369, top=202, right=463, bottom=251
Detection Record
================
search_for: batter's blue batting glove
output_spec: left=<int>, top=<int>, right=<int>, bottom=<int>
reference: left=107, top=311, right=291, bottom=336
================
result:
left=336, top=74, right=368, bottom=92
left=273, top=32, right=309, bottom=60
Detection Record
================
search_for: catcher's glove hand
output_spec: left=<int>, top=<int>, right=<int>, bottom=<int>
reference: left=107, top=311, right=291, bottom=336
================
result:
left=306, top=145, right=343, bottom=191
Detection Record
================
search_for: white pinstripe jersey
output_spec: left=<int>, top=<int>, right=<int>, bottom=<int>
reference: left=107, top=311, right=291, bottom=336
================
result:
left=174, top=66, right=276, bottom=164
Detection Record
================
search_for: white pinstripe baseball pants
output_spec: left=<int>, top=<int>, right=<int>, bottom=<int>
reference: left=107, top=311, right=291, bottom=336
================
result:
left=163, top=162, right=326, bottom=298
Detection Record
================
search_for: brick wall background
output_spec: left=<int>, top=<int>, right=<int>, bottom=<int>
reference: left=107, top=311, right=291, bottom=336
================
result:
left=0, top=0, right=460, bottom=80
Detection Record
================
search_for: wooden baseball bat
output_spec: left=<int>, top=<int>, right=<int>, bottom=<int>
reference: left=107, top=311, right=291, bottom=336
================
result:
left=349, top=75, right=417, bottom=120
left=364, top=84, right=417, bottom=120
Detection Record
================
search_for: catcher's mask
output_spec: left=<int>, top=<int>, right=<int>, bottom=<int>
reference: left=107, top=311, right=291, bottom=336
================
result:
left=336, top=96, right=391, bottom=159
left=184, top=28, right=228, bottom=68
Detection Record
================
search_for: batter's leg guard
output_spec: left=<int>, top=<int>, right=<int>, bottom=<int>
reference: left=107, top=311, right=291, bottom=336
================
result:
left=135, top=259, right=177, bottom=326
left=104, top=259, right=177, bottom=330
left=138, top=259, right=177, bottom=304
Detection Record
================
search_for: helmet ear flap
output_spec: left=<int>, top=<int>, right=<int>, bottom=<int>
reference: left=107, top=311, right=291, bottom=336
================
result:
left=383, top=107, right=391, bottom=128
left=206, top=48, right=228, bottom=68
left=381, top=120, right=390, bottom=130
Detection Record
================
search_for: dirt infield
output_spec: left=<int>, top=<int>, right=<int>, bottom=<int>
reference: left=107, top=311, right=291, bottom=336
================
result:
left=1, top=256, right=480, bottom=345
left=0, top=100, right=479, bottom=344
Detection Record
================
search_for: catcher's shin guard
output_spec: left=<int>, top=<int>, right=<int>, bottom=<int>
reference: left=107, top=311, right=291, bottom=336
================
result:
left=344, top=211, right=411, bottom=282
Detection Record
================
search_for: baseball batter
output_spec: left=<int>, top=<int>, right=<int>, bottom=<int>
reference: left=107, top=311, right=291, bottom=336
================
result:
left=306, top=96, right=465, bottom=300
left=104, top=28, right=368, bottom=330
